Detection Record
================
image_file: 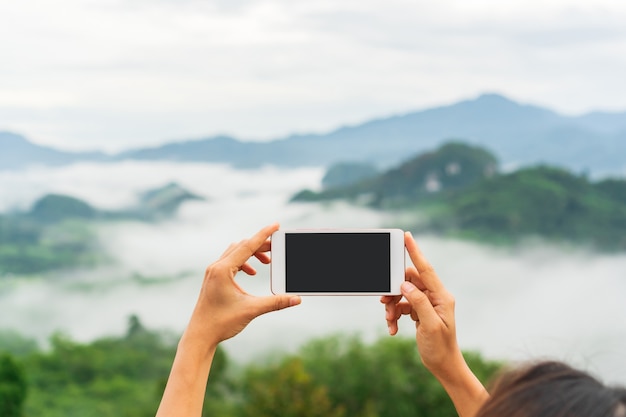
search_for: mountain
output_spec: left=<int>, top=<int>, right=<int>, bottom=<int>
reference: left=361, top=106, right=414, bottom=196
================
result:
left=117, top=93, right=626, bottom=173
left=321, top=162, right=380, bottom=189
left=0, top=132, right=106, bottom=169
left=291, top=142, right=499, bottom=206
left=2, top=93, right=626, bottom=174
left=292, top=142, right=626, bottom=251
left=439, top=166, right=626, bottom=250
left=132, top=182, right=205, bottom=219
left=0, top=182, right=204, bottom=275
left=30, top=194, right=97, bottom=223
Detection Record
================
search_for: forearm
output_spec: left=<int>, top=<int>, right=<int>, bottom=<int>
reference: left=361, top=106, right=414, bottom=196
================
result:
left=434, top=356, right=489, bottom=417
left=155, top=330, right=217, bottom=417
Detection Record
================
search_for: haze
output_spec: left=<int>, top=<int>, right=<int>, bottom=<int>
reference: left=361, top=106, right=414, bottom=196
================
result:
left=1, top=161, right=624, bottom=387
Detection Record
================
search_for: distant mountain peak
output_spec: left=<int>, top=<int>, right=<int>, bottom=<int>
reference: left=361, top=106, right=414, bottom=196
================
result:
left=138, top=182, right=204, bottom=216
left=3, top=93, right=626, bottom=175
left=464, top=92, right=543, bottom=111
left=474, top=92, right=514, bottom=103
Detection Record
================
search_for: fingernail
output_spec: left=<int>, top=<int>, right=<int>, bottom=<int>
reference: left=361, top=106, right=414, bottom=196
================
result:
left=401, top=281, right=415, bottom=293
left=289, top=296, right=301, bottom=306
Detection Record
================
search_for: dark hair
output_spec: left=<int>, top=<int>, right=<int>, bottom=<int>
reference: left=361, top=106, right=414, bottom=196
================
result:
left=476, top=361, right=626, bottom=417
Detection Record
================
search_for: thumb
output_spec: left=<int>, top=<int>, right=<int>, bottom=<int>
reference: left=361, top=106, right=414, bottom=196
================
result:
left=252, top=294, right=302, bottom=317
left=401, top=281, right=439, bottom=325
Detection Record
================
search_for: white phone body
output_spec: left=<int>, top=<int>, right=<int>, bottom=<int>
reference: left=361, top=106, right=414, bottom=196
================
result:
left=271, top=228, right=405, bottom=296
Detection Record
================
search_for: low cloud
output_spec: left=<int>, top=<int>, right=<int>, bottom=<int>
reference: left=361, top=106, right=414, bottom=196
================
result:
left=1, top=161, right=625, bottom=387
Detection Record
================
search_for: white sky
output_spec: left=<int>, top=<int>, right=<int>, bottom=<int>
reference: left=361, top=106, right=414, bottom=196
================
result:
left=1, top=0, right=626, bottom=152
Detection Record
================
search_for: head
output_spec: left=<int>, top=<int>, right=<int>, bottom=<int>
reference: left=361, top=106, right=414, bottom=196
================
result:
left=476, top=361, right=626, bottom=417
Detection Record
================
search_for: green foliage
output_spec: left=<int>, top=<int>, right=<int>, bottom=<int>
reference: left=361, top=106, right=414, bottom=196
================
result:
left=440, top=165, right=626, bottom=250
left=30, top=194, right=97, bottom=223
left=16, top=316, right=233, bottom=417
left=322, top=162, right=379, bottom=189
left=5, top=321, right=502, bottom=417
left=0, top=184, right=203, bottom=276
left=22, top=318, right=177, bottom=417
left=292, top=141, right=498, bottom=207
left=290, top=189, right=321, bottom=202
left=0, top=330, right=39, bottom=357
left=297, top=334, right=501, bottom=417
left=370, top=141, right=497, bottom=204
left=0, top=353, right=27, bottom=417
left=291, top=141, right=626, bottom=251
left=596, top=178, right=626, bottom=205
left=241, top=357, right=346, bottom=417
left=240, top=334, right=502, bottom=417
left=0, top=216, right=39, bottom=246
left=0, top=217, right=99, bottom=275
left=137, top=182, right=204, bottom=219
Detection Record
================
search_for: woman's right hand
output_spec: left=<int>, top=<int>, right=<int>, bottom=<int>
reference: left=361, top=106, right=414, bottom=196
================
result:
left=381, top=231, right=461, bottom=378
left=381, top=232, right=489, bottom=417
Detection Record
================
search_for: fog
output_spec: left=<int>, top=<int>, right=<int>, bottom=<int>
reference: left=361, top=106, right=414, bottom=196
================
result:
left=1, top=161, right=625, bottom=386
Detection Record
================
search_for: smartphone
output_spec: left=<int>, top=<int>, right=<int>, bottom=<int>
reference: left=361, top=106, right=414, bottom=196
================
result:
left=270, top=228, right=405, bottom=295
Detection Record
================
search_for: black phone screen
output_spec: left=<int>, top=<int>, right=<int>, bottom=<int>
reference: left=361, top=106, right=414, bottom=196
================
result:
left=285, top=232, right=391, bottom=292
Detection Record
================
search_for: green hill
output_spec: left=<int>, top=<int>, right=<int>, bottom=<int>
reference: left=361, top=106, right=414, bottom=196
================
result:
left=292, top=142, right=626, bottom=251
left=134, top=182, right=204, bottom=219
left=30, top=194, right=97, bottom=223
left=292, top=142, right=498, bottom=207
left=0, top=215, right=99, bottom=275
left=0, top=183, right=204, bottom=276
left=321, top=162, right=379, bottom=189
left=438, top=166, right=626, bottom=250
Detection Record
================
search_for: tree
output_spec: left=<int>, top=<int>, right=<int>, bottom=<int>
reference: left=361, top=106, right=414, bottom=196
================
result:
left=299, top=334, right=502, bottom=417
left=0, top=330, right=38, bottom=356
left=241, top=357, right=346, bottom=417
left=0, top=353, right=27, bottom=417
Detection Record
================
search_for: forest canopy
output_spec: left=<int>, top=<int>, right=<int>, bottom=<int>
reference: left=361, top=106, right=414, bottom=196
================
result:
left=0, top=317, right=502, bottom=417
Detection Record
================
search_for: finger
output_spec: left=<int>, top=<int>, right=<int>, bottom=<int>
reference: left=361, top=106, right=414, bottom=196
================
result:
left=405, top=232, right=444, bottom=292
left=380, top=294, right=402, bottom=304
left=240, top=250, right=271, bottom=274
left=388, top=302, right=413, bottom=318
left=385, top=300, right=417, bottom=334
left=224, top=223, right=280, bottom=270
left=251, top=294, right=301, bottom=316
left=387, top=319, right=399, bottom=335
left=400, top=281, right=441, bottom=327
left=385, top=299, right=398, bottom=322
left=384, top=298, right=410, bottom=320
left=219, top=242, right=237, bottom=260
left=235, top=243, right=272, bottom=273
left=385, top=299, right=411, bottom=324
left=254, top=251, right=271, bottom=264
left=247, top=238, right=272, bottom=265
left=254, top=239, right=273, bottom=255
left=405, top=266, right=427, bottom=291
left=220, top=239, right=263, bottom=263
left=384, top=294, right=407, bottom=319
left=385, top=301, right=400, bottom=335
left=240, top=262, right=256, bottom=275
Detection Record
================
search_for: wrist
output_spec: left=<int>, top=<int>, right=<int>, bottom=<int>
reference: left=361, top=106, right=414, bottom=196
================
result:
left=438, top=359, right=487, bottom=397
left=434, top=352, right=489, bottom=417
left=179, top=321, right=220, bottom=361
left=183, top=296, right=225, bottom=351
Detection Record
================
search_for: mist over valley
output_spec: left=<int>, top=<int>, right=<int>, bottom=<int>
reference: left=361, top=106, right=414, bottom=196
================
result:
left=1, top=159, right=625, bottom=387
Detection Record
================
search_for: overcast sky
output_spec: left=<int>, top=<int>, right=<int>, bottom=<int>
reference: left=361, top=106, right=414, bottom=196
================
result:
left=1, top=0, right=626, bottom=152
